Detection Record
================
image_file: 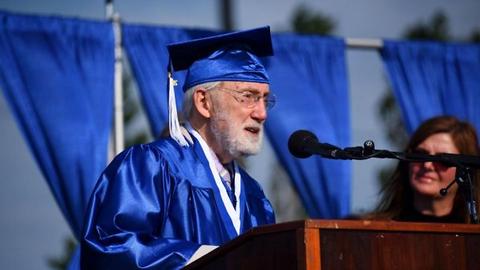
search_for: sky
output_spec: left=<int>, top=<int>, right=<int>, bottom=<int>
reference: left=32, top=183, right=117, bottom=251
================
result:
left=0, top=1, right=479, bottom=269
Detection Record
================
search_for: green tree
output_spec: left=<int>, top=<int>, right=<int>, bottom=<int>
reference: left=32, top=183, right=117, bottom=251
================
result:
left=291, top=4, right=336, bottom=35
left=403, top=11, right=450, bottom=41
left=47, top=237, right=76, bottom=270
left=469, top=28, right=480, bottom=42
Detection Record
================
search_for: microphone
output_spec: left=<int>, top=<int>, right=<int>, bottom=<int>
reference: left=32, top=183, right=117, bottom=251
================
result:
left=288, top=130, right=345, bottom=159
left=440, top=181, right=455, bottom=196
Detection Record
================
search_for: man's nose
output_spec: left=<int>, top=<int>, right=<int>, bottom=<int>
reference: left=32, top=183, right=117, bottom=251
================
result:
left=251, top=100, right=267, bottom=122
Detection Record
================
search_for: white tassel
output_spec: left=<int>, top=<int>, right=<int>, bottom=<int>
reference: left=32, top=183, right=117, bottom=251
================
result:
left=168, top=72, right=189, bottom=147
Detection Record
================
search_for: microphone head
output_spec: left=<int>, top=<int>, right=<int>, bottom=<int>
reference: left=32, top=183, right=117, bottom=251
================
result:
left=288, top=130, right=318, bottom=158
left=363, top=140, right=375, bottom=155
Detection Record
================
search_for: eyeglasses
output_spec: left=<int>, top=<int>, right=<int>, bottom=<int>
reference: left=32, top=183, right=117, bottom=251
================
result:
left=214, top=88, right=276, bottom=110
left=410, top=148, right=453, bottom=170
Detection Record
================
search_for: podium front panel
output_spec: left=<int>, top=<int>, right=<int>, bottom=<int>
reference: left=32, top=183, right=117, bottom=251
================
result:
left=318, top=228, right=480, bottom=270
left=185, top=219, right=480, bottom=270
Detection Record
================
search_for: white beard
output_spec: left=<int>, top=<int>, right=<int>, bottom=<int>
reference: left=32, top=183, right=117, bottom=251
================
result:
left=209, top=111, right=264, bottom=159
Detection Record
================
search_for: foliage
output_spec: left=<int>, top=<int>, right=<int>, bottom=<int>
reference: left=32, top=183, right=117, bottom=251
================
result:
left=378, top=88, right=409, bottom=148
left=470, top=28, right=480, bottom=42
left=403, top=11, right=450, bottom=41
left=291, top=4, right=336, bottom=35
left=47, top=236, right=76, bottom=270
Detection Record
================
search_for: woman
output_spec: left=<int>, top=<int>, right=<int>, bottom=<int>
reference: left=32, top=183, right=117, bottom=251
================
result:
left=371, top=116, right=480, bottom=223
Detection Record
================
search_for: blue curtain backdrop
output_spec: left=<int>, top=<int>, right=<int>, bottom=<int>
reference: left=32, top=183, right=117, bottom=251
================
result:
left=123, top=24, right=214, bottom=137
left=381, top=40, right=480, bottom=133
left=266, top=34, right=351, bottom=218
left=123, top=25, right=351, bottom=218
left=0, top=11, right=114, bottom=239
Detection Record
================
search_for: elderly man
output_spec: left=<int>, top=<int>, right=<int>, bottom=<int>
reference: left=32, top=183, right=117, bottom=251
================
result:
left=80, top=26, right=276, bottom=269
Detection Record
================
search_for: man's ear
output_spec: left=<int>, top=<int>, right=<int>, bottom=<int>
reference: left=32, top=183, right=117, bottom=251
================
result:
left=193, top=88, right=212, bottom=119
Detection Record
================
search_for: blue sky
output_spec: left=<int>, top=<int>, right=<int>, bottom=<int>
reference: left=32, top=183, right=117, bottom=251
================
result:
left=1, top=1, right=479, bottom=269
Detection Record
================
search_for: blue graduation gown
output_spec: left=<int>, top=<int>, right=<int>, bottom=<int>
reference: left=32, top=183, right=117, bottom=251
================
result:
left=80, top=136, right=275, bottom=270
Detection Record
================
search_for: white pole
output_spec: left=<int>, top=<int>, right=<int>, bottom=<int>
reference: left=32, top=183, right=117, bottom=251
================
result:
left=112, top=13, right=124, bottom=156
left=346, top=38, right=383, bottom=49
left=105, top=0, right=114, bottom=19
left=106, top=0, right=124, bottom=160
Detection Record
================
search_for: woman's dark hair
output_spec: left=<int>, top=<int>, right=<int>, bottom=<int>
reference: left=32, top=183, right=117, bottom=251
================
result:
left=373, top=115, right=480, bottom=223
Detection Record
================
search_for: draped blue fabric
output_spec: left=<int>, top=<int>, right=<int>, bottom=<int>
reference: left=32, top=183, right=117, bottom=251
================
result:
left=123, top=26, right=351, bottom=218
left=122, top=25, right=214, bottom=137
left=381, top=40, right=480, bottom=134
left=265, top=34, right=351, bottom=218
left=0, top=11, right=114, bottom=239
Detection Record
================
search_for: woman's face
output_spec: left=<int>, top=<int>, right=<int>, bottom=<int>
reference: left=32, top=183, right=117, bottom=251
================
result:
left=409, top=132, right=460, bottom=198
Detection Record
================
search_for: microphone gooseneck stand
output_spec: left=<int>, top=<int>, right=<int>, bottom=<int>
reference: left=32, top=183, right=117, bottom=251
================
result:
left=441, top=165, right=479, bottom=224
left=338, top=140, right=479, bottom=224
left=288, top=130, right=479, bottom=224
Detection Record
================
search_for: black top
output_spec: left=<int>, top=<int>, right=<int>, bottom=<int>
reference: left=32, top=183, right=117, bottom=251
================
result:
left=394, top=208, right=464, bottom=223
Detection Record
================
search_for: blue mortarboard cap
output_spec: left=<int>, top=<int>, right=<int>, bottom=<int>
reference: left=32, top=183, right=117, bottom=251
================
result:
left=166, top=26, right=273, bottom=147
left=167, top=26, right=273, bottom=91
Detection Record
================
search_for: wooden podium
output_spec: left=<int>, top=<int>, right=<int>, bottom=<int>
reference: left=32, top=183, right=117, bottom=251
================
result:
left=184, top=219, right=480, bottom=270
